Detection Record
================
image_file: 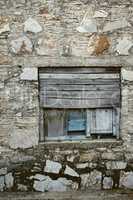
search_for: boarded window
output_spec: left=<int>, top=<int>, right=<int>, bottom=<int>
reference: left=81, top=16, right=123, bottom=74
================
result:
left=39, top=67, right=120, bottom=141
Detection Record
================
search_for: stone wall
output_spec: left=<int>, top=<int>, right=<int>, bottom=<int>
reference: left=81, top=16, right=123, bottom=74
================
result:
left=0, top=0, right=133, bottom=192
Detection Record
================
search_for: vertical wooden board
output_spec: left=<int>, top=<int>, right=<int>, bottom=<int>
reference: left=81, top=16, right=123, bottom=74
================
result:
left=113, top=108, right=120, bottom=138
left=86, top=110, right=92, bottom=137
left=39, top=108, right=45, bottom=142
left=44, top=109, right=65, bottom=137
left=67, top=110, right=86, bottom=132
left=94, top=109, right=113, bottom=134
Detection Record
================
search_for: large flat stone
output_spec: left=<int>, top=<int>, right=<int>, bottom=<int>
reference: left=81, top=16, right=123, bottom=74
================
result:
left=120, top=172, right=133, bottom=189
left=64, top=165, right=79, bottom=177
left=5, top=173, right=14, bottom=189
left=103, top=18, right=129, bottom=32
left=20, top=68, right=38, bottom=81
left=106, top=161, right=127, bottom=170
left=24, top=18, right=42, bottom=33
left=122, top=69, right=133, bottom=81
left=10, top=35, right=33, bottom=55
left=44, top=160, right=62, bottom=174
left=0, top=176, right=5, bottom=192
left=115, top=37, right=133, bottom=55
left=103, top=177, right=113, bottom=189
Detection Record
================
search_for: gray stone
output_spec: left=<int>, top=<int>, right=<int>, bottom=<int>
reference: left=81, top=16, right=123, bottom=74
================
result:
left=120, top=172, right=133, bottom=189
left=44, top=160, right=62, bottom=174
left=76, top=163, right=88, bottom=169
left=103, top=177, right=113, bottom=189
left=20, top=68, right=38, bottom=81
left=9, top=128, right=39, bottom=149
left=106, top=161, right=127, bottom=170
left=0, top=168, right=7, bottom=175
left=0, top=23, right=10, bottom=34
left=64, top=165, right=79, bottom=177
left=77, top=19, right=97, bottom=33
left=33, top=174, right=48, bottom=181
left=17, top=184, right=28, bottom=191
left=33, top=176, right=52, bottom=192
left=80, top=170, right=102, bottom=189
left=24, top=18, right=42, bottom=33
left=115, top=37, right=133, bottom=55
left=47, top=180, right=67, bottom=192
left=10, top=35, right=33, bottom=55
left=122, top=69, right=133, bottom=81
left=93, top=10, right=108, bottom=18
left=0, top=176, right=5, bottom=192
left=103, top=18, right=130, bottom=32
left=5, top=173, right=14, bottom=189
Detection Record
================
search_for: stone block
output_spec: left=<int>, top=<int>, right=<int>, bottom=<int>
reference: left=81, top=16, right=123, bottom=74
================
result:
left=33, top=177, right=52, bottom=192
left=103, top=177, right=113, bottom=189
left=122, top=69, right=133, bottom=81
left=115, top=37, right=133, bottom=55
left=103, top=18, right=129, bottom=32
left=64, top=165, right=79, bottom=177
left=120, top=172, right=133, bottom=189
left=20, top=68, right=38, bottom=81
left=5, top=173, right=14, bottom=189
left=106, top=161, right=127, bottom=170
left=10, top=35, right=33, bottom=55
left=0, top=176, right=5, bottom=192
left=24, top=18, right=42, bottom=33
left=0, top=167, right=7, bottom=175
left=44, top=160, right=62, bottom=174
left=80, top=170, right=102, bottom=189
left=17, top=184, right=28, bottom=191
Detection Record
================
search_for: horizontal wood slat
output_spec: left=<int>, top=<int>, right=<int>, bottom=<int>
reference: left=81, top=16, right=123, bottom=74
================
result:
left=40, top=98, right=120, bottom=108
left=40, top=73, right=119, bottom=79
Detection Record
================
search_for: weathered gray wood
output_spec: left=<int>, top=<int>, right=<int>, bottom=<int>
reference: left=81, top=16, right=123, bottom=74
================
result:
left=39, top=67, right=120, bottom=74
left=113, top=108, right=120, bottom=138
left=92, top=109, right=113, bottom=134
left=39, top=108, right=45, bottom=142
left=41, top=98, right=120, bottom=108
left=44, top=109, right=65, bottom=137
left=41, top=90, right=120, bottom=100
left=40, top=73, right=119, bottom=79
left=40, top=79, right=120, bottom=85
left=41, top=84, right=120, bottom=91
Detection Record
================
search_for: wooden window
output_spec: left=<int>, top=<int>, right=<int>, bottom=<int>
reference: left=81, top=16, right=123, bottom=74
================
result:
left=39, top=67, right=120, bottom=141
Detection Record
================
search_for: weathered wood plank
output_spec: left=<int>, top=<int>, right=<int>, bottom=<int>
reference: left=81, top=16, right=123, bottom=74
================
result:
left=41, top=84, right=120, bottom=91
left=41, top=98, right=120, bottom=108
left=40, top=79, right=120, bottom=85
left=39, top=73, right=119, bottom=79
left=41, top=91, right=120, bottom=99
left=39, top=67, right=120, bottom=74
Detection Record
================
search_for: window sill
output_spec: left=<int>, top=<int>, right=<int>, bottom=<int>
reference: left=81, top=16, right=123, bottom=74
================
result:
left=39, top=138, right=123, bottom=150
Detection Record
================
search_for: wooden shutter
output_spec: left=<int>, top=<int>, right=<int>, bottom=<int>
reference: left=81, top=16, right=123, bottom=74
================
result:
left=39, top=67, right=120, bottom=109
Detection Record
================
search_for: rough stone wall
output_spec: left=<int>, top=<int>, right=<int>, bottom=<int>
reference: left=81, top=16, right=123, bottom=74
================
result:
left=0, top=0, right=133, bottom=192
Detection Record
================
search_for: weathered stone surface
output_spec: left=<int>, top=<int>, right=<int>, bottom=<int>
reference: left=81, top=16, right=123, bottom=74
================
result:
left=64, top=165, right=79, bottom=177
left=93, top=10, right=108, bottom=18
left=115, top=37, right=133, bottom=55
left=33, top=174, right=48, bottom=181
left=20, top=68, right=38, bottom=81
left=0, top=23, right=10, bottom=34
left=24, top=18, right=42, bottom=33
left=80, top=152, right=99, bottom=162
left=120, top=172, right=133, bottom=189
left=102, top=152, right=116, bottom=160
left=88, top=35, right=110, bottom=55
left=10, top=36, right=33, bottom=55
left=122, top=69, right=133, bottom=81
left=47, top=179, right=67, bottom=192
left=0, top=168, right=7, bottom=175
left=0, top=54, right=11, bottom=65
left=103, top=177, right=113, bottom=189
left=103, top=18, right=129, bottom=32
left=17, top=184, right=28, bottom=191
left=76, top=163, right=88, bottom=169
left=81, top=170, right=102, bottom=189
left=0, top=176, right=5, bottom=192
left=44, top=160, right=62, bottom=174
left=106, top=161, right=127, bottom=170
left=33, top=176, right=52, bottom=192
left=5, top=173, right=14, bottom=189
left=9, top=128, right=39, bottom=149
left=77, top=8, right=97, bottom=33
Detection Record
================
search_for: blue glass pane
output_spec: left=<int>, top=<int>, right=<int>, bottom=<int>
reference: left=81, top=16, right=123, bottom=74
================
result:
left=67, top=111, right=85, bottom=131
